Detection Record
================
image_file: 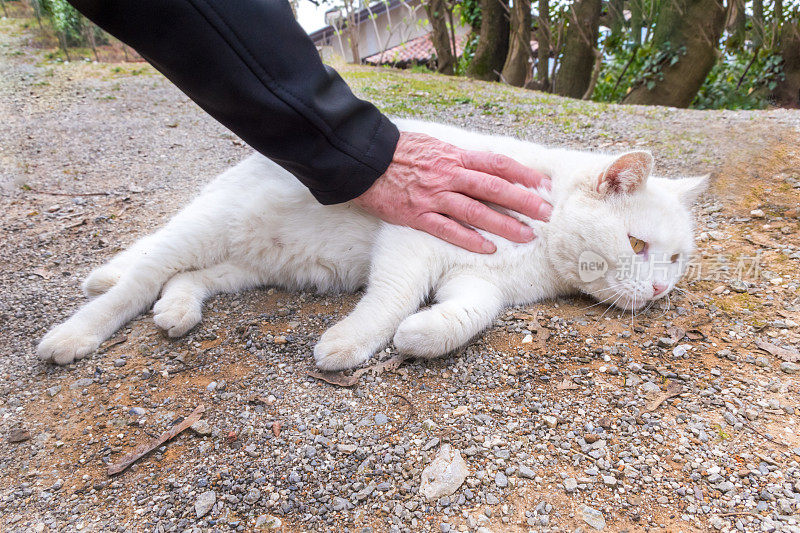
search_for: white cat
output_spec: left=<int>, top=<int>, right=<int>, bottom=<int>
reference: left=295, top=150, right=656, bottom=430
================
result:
left=37, top=118, right=707, bottom=370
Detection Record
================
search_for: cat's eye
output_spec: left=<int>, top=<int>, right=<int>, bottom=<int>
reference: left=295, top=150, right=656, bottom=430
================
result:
left=670, top=253, right=680, bottom=263
left=628, top=236, right=647, bottom=254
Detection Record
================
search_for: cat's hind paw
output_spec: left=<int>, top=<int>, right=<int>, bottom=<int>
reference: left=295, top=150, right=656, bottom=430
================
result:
left=314, top=325, right=375, bottom=371
left=37, top=322, right=101, bottom=365
left=82, top=265, right=123, bottom=297
left=153, top=294, right=202, bottom=338
left=393, top=311, right=453, bottom=359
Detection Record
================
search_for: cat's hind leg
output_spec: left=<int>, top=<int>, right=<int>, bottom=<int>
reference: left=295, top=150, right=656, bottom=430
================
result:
left=393, top=275, right=503, bottom=358
left=153, top=262, right=259, bottom=337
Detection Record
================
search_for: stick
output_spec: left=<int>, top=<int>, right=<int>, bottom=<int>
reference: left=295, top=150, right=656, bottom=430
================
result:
left=26, top=188, right=110, bottom=197
left=107, top=404, right=205, bottom=475
left=379, top=392, right=415, bottom=440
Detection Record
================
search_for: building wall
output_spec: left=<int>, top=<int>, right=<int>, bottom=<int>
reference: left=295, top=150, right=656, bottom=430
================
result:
left=314, top=0, right=468, bottom=63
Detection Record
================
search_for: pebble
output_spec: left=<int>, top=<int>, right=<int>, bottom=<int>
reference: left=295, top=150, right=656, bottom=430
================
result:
left=780, top=361, right=799, bottom=374
left=564, top=478, right=578, bottom=492
left=190, top=420, right=212, bottom=436
left=542, top=415, right=558, bottom=428
left=194, top=490, right=216, bottom=518
left=495, top=472, right=508, bottom=488
left=419, top=444, right=468, bottom=501
left=579, top=504, right=606, bottom=530
left=518, top=465, right=535, bottom=479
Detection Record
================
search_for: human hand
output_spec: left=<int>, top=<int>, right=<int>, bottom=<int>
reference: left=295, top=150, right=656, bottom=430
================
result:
left=353, top=131, right=552, bottom=253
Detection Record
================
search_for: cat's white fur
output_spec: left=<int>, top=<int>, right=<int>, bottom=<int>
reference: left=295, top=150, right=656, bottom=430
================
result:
left=37, top=119, right=707, bottom=370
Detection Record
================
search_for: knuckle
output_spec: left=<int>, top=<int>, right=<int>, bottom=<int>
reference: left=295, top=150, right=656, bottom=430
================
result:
left=463, top=201, right=483, bottom=225
left=491, top=153, right=511, bottom=172
left=483, top=176, right=504, bottom=196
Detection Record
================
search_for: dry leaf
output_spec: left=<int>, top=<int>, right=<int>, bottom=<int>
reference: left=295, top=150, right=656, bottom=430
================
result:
left=755, top=338, right=800, bottom=362
left=272, top=421, right=281, bottom=438
left=308, top=353, right=409, bottom=388
left=556, top=377, right=579, bottom=390
left=8, top=428, right=31, bottom=443
left=645, top=381, right=683, bottom=412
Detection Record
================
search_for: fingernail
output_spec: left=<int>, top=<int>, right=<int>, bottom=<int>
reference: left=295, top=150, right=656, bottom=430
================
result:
left=521, top=226, right=535, bottom=241
left=481, top=240, right=496, bottom=253
left=540, top=202, right=553, bottom=221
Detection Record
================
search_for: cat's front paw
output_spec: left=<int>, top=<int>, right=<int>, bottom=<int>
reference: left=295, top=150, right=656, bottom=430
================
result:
left=314, top=324, right=375, bottom=371
left=37, top=322, right=101, bottom=365
left=153, top=294, right=202, bottom=337
left=393, top=311, right=453, bottom=358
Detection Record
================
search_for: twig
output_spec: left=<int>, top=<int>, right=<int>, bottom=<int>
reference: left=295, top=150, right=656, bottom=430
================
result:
left=379, top=392, right=416, bottom=440
left=25, top=189, right=110, bottom=197
left=107, top=404, right=205, bottom=475
left=718, top=511, right=759, bottom=518
left=743, top=424, right=787, bottom=448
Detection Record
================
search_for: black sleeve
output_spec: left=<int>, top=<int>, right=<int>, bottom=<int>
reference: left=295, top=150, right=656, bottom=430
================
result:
left=68, top=0, right=399, bottom=204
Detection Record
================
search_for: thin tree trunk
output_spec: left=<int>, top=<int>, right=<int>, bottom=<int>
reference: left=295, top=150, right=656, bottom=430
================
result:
left=608, top=0, right=625, bottom=43
left=87, top=23, right=99, bottom=62
left=725, top=0, right=746, bottom=49
left=630, top=0, right=644, bottom=46
left=582, top=47, right=602, bottom=99
left=344, top=0, right=361, bottom=64
left=553, top=0, right=601, bottom=98
left=535, top=0, right=550, bottom=89
left=467, top=0, right=510, bottom=81
left=425, top=0, right=456, bottom=74
left=1, top=1, right=9, bottom=18
left=501, top=0, right=532, bottom=86
left=751, top=0, right=765, bottom=46
left=772, top=0, right=783, bottom=48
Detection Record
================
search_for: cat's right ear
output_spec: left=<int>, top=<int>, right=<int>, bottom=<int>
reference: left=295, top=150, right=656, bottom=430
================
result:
left=596, top=151, right=654, bottom=196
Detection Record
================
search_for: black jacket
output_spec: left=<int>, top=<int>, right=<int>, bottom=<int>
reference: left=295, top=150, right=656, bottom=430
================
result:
left=69, top=0, right=399, bottom=204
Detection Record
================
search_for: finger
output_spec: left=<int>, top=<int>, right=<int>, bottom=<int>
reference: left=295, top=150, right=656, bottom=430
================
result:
left=460, top=150, right=551, bottom=189
left=452, top=169, right=553, bottom=222
left=436, top=192, right=535, bottom=243
left=415, top=212, right=496, bottom=254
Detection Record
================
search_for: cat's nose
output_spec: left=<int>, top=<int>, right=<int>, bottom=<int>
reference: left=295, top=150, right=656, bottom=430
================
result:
left=652, top=283, right=668, bottom=297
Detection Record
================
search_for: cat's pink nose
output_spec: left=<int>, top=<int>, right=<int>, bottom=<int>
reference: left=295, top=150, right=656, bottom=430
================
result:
left=652, top=283, right=668, bottom=296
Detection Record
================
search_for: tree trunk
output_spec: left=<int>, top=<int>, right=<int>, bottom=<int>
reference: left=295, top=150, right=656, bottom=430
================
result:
left=344, top=0, right=361, bottom=64
left=624, top=0, right=725, bottom=108
left=725, top=0, right=746, bottom=49
left=753, top=0, right=765, bottom=46
left=552, top=0, right=601, bottom=99
left=467, top=0, right=510, bottom=81
left=535, top=0, right=550, bottom=89
left=772, top=0, right=783, bottom=48
left=607, top=0, right=625, bottom=43
left=425, top=0, right=456, bottom=74
left=630, top=0, right=644, bottom=46
left=501, top=0, right=532, bottom=86
left=771, top=18, right=800, bottom=107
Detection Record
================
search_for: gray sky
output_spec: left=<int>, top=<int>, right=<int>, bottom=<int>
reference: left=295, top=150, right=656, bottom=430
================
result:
left=297, top=1, right=330, bottom=33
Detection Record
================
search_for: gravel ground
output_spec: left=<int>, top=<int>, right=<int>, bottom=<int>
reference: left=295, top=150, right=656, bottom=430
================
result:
left=2, top=13, right=800, bottom=533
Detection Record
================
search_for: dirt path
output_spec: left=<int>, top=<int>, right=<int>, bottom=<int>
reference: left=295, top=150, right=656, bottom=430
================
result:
left=1, top=13, right=800, bottom=533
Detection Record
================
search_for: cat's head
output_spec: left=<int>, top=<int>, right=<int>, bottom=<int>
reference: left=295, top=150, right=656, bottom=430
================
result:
left=545, top=151, right=707, bottom=311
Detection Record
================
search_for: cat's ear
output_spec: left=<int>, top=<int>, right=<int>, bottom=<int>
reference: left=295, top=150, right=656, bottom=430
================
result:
left=671, top=174, right=710, bottom=206
left=596, top=151, right=654, bottom=196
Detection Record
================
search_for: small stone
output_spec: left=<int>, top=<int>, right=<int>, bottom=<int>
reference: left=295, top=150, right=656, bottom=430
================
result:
left=495, top=472, right=508, bottom=488
left=46, top=385, right=62, bottom=397
left=453, top=406, right=469, bottom=416
left=273, top=335, right=287, bottom=344
left=486, top=494, right=499, bottom=505
left=69, top=378, right=93, bottom=390
left=8, top=428, right=31, bottom=443
left=542, top=415, right=558, bottom=428
left=729, top=280, right=748, bottom=293
left=195, top=490, right=216, bottom=518
left=750, top=209, right=765, bottom=218
left=374, top=413, right=389, bottom=425
left=518, top=465, right=535, bottom=479
left=419, top=444, right=468, bottom=501
left=564, top=478, right=578, bottom=493
left=113, top=358, right=126, bottom=367
left=601, top=474, right=616, bottom=486
left=337, top=443, right=357, bottom=454
left=521, top=334, right=533, bottom=344
left=780, top=362, right=799, bottom=374
left=254, top=514, right=282, bottom=530
left=657, top=337, right=677, bottom=348
left=579, top=504, right=606, bottom=530
left=191, top=420, right=212, bottom=436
